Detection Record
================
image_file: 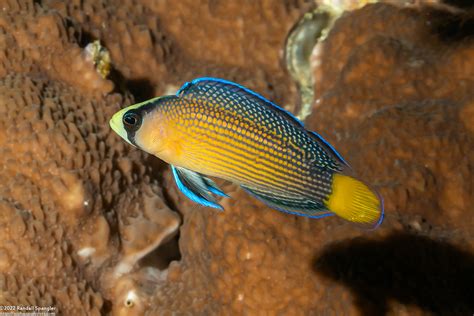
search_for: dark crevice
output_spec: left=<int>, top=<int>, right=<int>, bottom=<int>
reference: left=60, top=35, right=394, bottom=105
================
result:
left=125, top=78, right=156, bottom=103
left=101, top=299, right=113, bottom=315
left=427, top=8, right=474, bottom=42
left=442, top=0, right=474, bottom=9
left=77, top=29, right=96, bottom=48
left=109, top=68, right=156, bottom=103
left=138, top=233, right=181, bottom=270
left=313, top=232, right=474, bottom=316
left=63, top=17, right=96, bottom=48
left=142, top=156, right=182, bottom=270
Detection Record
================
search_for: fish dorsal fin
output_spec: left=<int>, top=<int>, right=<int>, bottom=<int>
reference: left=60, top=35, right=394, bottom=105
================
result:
left=307, top=131, right=350, bottom=169
left=241, top=184, right=333, bottom=219
left=177, top=77, right=305, bottom=129
left=171, top=165, right=228, bottom=210
left=177, top=77, right=347, bottom=172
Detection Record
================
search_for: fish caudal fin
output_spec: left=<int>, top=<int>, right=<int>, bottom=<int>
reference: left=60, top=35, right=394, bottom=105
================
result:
left=325, top=174, right=384, bottom=229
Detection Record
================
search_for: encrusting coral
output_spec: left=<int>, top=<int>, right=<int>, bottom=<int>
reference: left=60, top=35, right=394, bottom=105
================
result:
left=0, top=0, right=180, bottom=314
left=308, top=2, right=474, bottom=235
left=0, top=0, right=473, bottom=315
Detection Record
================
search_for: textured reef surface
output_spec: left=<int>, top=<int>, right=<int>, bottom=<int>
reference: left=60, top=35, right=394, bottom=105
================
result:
left=0, top=0, right=473, bottom=315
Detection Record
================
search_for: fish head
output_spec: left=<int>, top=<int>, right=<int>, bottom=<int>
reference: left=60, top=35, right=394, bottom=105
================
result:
left=109, top=97, right=171, bottom=156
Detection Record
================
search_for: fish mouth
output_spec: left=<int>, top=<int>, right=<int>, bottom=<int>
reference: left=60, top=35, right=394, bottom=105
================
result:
left=109, top=109, right=134, bottom=146
left=109, top=116, right=118, bottom=133
left=109, top=111, right=123, bottom=135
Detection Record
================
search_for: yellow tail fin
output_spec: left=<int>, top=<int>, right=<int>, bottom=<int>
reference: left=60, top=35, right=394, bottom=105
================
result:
left=324, top=174, right=384, bottom=229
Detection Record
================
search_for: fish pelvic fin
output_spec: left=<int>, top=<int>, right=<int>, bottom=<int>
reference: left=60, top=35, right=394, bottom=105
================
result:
left=324, top=174, right=384, bottom=229
left=241, top=185, right=333, bottom=219
left=171, top=165, right=228, bottom=210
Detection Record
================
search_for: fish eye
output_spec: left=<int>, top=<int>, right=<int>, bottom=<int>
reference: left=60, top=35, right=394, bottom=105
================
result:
left=123, top=111, right=142, bottom=131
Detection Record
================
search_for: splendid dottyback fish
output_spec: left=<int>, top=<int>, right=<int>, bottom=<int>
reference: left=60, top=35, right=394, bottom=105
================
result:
left=110, top=78, right=384, bottom=228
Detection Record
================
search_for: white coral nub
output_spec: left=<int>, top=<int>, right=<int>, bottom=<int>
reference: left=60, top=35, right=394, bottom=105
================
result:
left=77, top=247, right=96, bottom=258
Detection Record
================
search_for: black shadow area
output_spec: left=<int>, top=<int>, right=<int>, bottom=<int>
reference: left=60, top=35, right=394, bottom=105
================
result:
left=442, top=0, right=474, bottom=10
left=109, top=68, right=156, bottom=103
left=427, top=6, right=474, bottom=43
left=313, top=233, right=474, bottom=316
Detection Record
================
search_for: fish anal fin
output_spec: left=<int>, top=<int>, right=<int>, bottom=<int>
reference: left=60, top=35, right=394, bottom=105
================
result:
left=241, top=185, right=333, bottom=219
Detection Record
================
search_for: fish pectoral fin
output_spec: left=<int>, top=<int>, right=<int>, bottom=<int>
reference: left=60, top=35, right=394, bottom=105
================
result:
left=171, top=165, right=227, bottom=210
left=240, top=185, right=333, bottom=219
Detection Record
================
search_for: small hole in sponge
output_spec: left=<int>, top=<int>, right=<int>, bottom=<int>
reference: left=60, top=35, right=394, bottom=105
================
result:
left=125, top=299, right=134, bottom=308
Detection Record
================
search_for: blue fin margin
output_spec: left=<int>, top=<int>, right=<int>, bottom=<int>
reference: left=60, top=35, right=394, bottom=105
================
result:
left=171, top=165, right=227, bottom=210
left=368, top=191, right=385, bottom=230
left=177, top=77, right=305, bottom=128
left=202, top=177, right=229, bottom=198
left=178, top=77, right=351, bottom=169
left=308, top=131, right=350, bottom=168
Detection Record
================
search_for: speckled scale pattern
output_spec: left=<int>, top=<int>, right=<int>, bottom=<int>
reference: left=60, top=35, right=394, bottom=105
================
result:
left=157, top=80, right=341, bottom=205
left=180, top=79, right=339, bottom=168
